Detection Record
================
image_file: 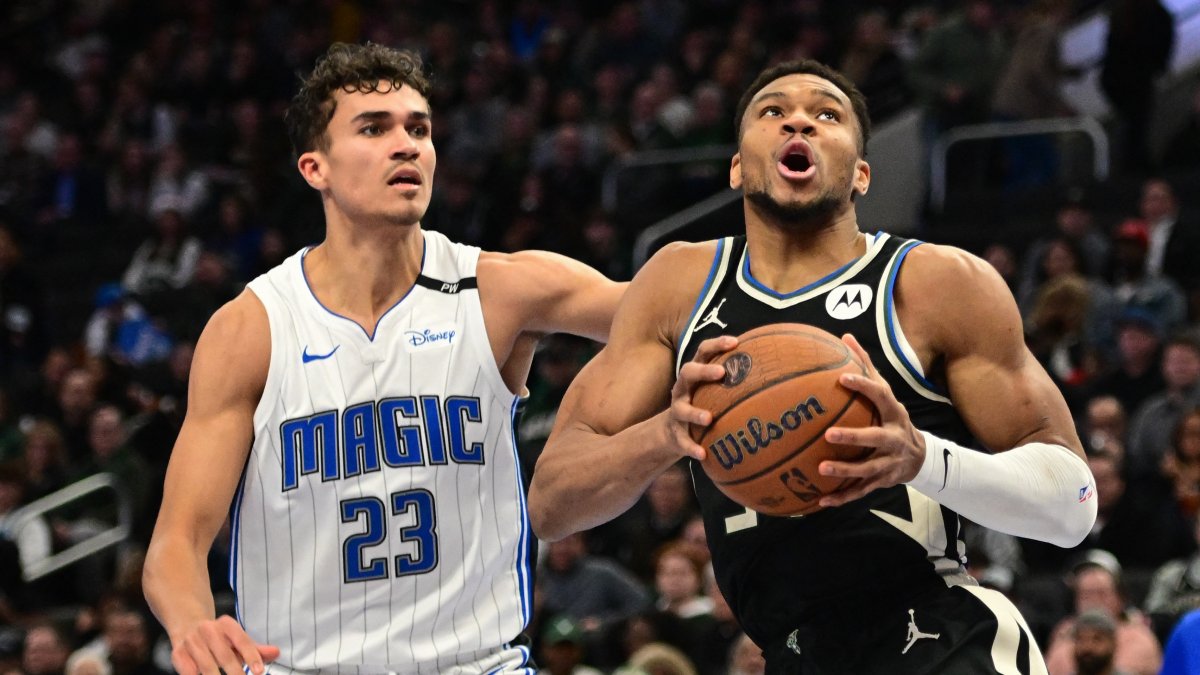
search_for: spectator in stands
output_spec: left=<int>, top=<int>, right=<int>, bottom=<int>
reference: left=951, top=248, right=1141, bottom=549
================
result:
left=990, top=0, right=1077, bottom=188
left=121, top=195, right=202, bottom=300
left=839, top=10, right=910, bottom=124
left=538, top=615, right=604, bottom=675
left=145, top=144, right=206, bottom=222
left=1083, top=395, right=1128, bottom=461
left=599, top=463, right=698, bottom=582
left=1069, top=610, right=1129, bottom=675
left=1091, top=310, right=1166, bottom=417
left=1145, top=516, right=1200, bottom=643
left=623, top=642, right=697, bottom=675
left=1024, top=274, right=1100, bottom=412
left=1078, top=452, right=1186, bottom=571
left=70, top=405, right=151, bottom=533
left=82, top=283, right=171, bottom=368
left=205, top=192, right=263, bottom=283
left=1019, top=188, right=1110, bottom=293
left=1100, top=0, right=1175, bottom=173
left=519, top=335, right=588, bottom=467
left=50, top=368, right=98, bottom=461
left=1137, top=178, right=1200, bottom=317
left=104, top=140, right=152, bottom=228
left=1106, top=219, right=1186, bottom=336
left=908, top=0, right=1007, bottom=132
left=33, top=133, right=108, bottom=230
left=1126, top=334, right=1200, bottom=480
left=72, top=606, right=169, bottom=675
left=537, top=530, right=651, bottom=641
left=653, top=542, right=716, bottom=672
left=22, top=622, right=71, bottom=675
left=1160, top=408, right=1200, bottom=519
left=1045, top=550, right=1162, bottom=675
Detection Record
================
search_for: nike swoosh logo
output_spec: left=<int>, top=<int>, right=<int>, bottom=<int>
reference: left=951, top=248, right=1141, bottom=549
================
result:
left=940, top=448, right=951, bottom=491
left=302, top=345, right=340, bottom=363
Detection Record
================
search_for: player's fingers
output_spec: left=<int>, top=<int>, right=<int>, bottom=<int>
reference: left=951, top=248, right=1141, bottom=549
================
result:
left=819, top=478, right=884, bottom=507
left=171, top=648, right=200, bottom=675
left=671, top=398, right=712, bottom=428
left=195, top=623, right=245, bottom=675
left=677, top=361, right=727, bottom=388
left=837, top=373, right=904, bottom=420
left=817, top=454, right=893, bottom=481
left=841, top=333, right=876, bottom=375
left=180, top=638, right=221, bottom=675
left=692, top=335, right=738, bottom=364
left=219, top=620, right=268, bottom=674
left=257, top=645, right=281, bottom=663
left=670, top=424, right=707, bottom=460
left=823, top=424, right=890, bottom=450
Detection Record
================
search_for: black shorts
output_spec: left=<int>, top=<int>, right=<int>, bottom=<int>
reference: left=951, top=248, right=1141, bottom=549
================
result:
left=761, top=583, right=1047, bottom=675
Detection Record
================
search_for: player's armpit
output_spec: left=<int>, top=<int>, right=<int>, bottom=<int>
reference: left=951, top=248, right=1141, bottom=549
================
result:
left=144, top=291, right=274, bottom=658
left=527, top=242, right=719, bottom=541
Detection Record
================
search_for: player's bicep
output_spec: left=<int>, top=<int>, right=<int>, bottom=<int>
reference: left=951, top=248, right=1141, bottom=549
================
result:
left=935, top=253, right=1083, bottom=455
left=154, top=294, right=270, bottom=547
left=552, top=338, right=676, bottom=438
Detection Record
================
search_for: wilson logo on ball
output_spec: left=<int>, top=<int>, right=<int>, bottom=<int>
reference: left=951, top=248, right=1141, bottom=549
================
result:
left=708, top=396, right=828, bottom=470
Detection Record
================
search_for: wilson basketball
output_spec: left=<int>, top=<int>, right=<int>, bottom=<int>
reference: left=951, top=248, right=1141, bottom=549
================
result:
left=691, top=323, right=879, bottom=516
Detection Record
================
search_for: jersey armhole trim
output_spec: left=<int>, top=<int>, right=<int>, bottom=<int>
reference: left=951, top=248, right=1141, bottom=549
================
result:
left=675, top=238, right=731, bottom=374
left=878, top=241, right=952, bottom=403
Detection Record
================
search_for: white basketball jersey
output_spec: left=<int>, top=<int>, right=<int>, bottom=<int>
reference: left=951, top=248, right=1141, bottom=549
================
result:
left=235, top=230, right=531, bottom=673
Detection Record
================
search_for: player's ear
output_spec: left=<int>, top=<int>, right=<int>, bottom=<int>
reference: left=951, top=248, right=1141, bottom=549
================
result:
left=298, top=151, right=328, bottom=190
left=851, top=158, right=870, bottom=198
left=730, top=152, right=743, bottom=190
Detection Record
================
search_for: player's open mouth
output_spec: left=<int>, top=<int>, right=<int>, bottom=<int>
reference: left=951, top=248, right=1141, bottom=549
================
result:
left=387, top=170, right=422, bottom=187
left=777, top=141, right=816, bottom=180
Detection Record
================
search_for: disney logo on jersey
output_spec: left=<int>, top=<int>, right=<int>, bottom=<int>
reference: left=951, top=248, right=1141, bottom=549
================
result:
left=404, top=325, right=457, bottom=351
left=708, top=396, right=827, bottom=470
left=825, top=283, right=873, bottom=320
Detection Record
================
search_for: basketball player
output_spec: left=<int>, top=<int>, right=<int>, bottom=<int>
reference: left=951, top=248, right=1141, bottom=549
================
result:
left=528, top=59, right=1097, bottom=673
left=141, top=43, right=624, bottom=675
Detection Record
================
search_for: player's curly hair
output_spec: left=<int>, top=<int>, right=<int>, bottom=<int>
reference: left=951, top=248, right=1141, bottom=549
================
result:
left=734, top=59, right=872, bottom=156
left=285, top=42, right=432, bottom=156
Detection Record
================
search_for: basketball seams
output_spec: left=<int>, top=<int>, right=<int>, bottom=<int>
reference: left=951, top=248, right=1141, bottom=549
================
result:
left=700, top=355, right=854, bottom=426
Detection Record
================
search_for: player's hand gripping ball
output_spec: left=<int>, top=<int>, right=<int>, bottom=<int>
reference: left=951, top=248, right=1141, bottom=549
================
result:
left=691, top=323, right=879, bottom=516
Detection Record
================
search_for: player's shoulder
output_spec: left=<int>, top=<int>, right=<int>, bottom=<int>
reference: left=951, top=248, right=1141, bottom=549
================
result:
left=197, top=291, right=271, bottom=373
left=902, top=242, right=1007, bottom=297
left=634, top=239, right=723, bottom=290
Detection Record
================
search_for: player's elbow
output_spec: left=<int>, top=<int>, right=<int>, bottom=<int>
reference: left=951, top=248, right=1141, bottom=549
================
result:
left=1047, top=491, right=1098, bottom=548
left=526, top=489, right=569, bottom=542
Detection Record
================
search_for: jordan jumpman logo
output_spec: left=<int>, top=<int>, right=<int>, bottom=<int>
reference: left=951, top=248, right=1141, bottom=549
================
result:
left=696, top=298, right=728, bottom=331
left=902, top=609, right=941, bottom=654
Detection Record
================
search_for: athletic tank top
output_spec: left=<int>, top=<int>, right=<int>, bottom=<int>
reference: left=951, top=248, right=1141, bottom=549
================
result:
left=676, top=233, right=975, bottom=650
left=236, top=229, right=531, bottom=671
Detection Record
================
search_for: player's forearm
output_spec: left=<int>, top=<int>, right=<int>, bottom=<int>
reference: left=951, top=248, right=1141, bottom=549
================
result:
left=529, top=412, right=680, bottom=541
left=908, top=432, right=1097, bottom=547
left=143, top=536, right=218, bottom=643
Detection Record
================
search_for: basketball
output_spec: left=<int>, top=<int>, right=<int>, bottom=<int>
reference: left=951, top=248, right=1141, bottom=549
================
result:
left=691, top=323, right=879, bottom=516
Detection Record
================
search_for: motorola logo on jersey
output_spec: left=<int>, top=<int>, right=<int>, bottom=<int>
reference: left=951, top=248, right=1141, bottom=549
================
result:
left=279, top=394, right=485, bottom=490
left=825, top=284, right=873, bottom=320
left=708, top=396, right=827, bottom=470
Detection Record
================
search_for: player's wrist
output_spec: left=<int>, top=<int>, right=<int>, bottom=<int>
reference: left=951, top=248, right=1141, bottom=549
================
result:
left=906, top=430, right=948, bottom=493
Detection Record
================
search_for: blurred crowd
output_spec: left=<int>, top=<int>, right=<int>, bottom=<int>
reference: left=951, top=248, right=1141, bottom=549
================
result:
left=0, top=0, right=1198, bottom=674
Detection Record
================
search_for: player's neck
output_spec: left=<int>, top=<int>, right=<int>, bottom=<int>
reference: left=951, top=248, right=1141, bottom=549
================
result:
left=743, top=214, right=865, bottom=292
left=304, top=222, right=425, bottom=330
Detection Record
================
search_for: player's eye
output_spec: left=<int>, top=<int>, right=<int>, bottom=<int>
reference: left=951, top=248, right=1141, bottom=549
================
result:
left=409, top=123, right=430, bottom=139
left=760, top=106, right=783, bottom=118
left=817, top=109, right=840, bottom=122
left=359, top=123, right=382, bottom=137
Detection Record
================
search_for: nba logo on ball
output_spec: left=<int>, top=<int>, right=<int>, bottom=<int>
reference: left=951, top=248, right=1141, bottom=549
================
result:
left=825, top=284, right=873, bottom=320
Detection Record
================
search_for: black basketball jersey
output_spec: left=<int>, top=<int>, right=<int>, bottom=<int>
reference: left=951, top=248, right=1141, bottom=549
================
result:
left=676, top=233, right=977, bottom=652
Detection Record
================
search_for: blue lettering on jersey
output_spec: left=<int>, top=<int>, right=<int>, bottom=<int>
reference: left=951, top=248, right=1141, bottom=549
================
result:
left=405, top=328, right=456, bottom=346
left=281, top=411, right=339, bottom=490
left=280, top=395, right=487, bottom=491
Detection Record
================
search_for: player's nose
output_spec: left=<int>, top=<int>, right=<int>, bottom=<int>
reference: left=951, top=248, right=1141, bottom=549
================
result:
left=390, top=130, right=421, bottom=160
left=781, top=111, right=816, bottom=137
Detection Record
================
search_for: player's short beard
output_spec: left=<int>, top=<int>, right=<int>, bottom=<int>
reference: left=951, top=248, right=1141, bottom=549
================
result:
left=745, top=185, right=842, bottom=230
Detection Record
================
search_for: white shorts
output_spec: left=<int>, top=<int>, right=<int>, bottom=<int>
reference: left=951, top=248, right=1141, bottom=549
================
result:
left=254, top=644, right=533, bottom=675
